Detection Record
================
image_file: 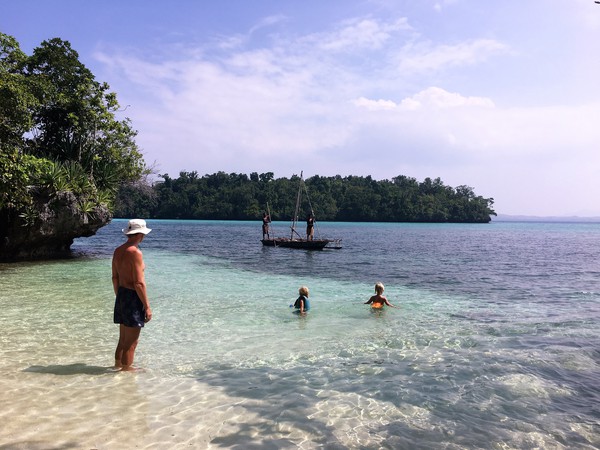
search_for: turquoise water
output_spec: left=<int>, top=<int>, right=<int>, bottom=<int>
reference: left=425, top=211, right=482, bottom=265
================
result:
left=0, top=220, right=599, bottom=448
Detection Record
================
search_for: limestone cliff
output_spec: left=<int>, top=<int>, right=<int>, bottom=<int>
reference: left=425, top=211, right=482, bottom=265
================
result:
left=0, top=190, right=111, bottom=261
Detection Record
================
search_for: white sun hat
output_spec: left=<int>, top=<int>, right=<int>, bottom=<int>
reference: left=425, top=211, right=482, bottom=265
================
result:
left=123, top=219, right=152, bottom=235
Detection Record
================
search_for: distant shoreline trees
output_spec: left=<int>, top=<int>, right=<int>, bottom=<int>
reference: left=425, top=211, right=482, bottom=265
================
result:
left=115, top=171, right=496, bottom=223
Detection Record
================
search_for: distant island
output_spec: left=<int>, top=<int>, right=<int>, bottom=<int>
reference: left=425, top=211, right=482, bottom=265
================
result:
left=115, top=171, right=496, bottom=224
left=494, top=214, right=600, bottom=223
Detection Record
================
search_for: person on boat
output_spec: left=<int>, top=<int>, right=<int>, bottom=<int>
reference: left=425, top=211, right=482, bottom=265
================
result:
left=293, top=286, right=311, bottom=314
left=306, top=213, right=314, bottom=241
left=364, top=282, right=397, bottom=309
left=112, top=219, right=153, bottom=371
left=262, top=212, right=271, bottom=239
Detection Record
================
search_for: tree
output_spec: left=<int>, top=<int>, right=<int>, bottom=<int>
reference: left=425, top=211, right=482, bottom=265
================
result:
left=25, top=37, right=145, bottom=191
left=0, top=33, right=149, bottom=260
left=0, top=33, right=147, bottom=206
left=0, top=34, right=40, bottom=211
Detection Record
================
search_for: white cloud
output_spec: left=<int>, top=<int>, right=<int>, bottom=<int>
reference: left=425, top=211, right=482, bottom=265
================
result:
left=309, top=17, right=411, bottom=52
left=249, top=14, right=288, bottom=35
left=399, top=87, right=495, bottom=109
left=353, top=97, right=397, bottom=110
left=353, top=87, right=494, bottom=112
left=398, top=39, right=510, bottom=74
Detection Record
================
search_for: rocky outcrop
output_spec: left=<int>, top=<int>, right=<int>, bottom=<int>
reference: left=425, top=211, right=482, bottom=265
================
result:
left=0, top=190, right=111, bottom=261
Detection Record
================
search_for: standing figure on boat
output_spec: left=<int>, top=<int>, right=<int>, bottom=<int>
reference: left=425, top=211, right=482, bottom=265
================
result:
left=262, top=212, right=271, bottom=239
left=306, top=213, right=314, bottom=241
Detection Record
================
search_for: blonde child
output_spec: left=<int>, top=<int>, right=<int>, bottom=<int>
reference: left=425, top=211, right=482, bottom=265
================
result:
left=293, top=286, right=310, bottom=314
left=364, top=282, right=397, bottom=309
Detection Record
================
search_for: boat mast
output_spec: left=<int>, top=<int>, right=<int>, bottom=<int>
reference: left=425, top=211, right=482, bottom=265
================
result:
left=266, top=202, right=272, bottom=239
left=291, top=171, right=303, bottom=240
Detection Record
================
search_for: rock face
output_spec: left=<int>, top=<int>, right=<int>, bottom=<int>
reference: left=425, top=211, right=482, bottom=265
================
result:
left=0, top=190, right=112, bottom=261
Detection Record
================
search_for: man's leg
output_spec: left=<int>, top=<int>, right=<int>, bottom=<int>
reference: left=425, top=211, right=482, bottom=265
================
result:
left=115, top=324, right=141, bottom=370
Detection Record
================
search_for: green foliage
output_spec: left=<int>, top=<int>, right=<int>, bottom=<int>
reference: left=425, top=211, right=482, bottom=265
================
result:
left=0, top=148, right=52, bottom=209
left=0, top=34, right=36, bottom=149
left=115, top=172, right=496, bottom=223
left=77, top=198, right=97, bottom=223
left=114, top=181, right=158, bottom=219
left=0, top=32, right=147, bottom=225
left=18, top=205, right=39, bottom=227
left=96, top=189, right=115, bottom=208
left=23, top=37, right=145, bottom=184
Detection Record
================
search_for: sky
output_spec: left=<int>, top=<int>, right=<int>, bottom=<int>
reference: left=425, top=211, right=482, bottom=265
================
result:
left=2, top=0, right=600, bottom=216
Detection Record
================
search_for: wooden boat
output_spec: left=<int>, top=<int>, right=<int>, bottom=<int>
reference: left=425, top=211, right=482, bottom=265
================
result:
left=261, top=172, right=342, bottom=250
left=261, top=237, right=333, bottom=249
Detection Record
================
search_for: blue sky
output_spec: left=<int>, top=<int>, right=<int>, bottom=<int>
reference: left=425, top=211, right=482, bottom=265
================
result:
left=3, top=0, right=600, bottom=216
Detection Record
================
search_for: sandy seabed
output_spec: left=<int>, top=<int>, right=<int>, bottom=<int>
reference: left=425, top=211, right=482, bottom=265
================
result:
left=0, top=370, right=306, bottom=449
left=0, top=363, right=409, bottom=450
left=1, top=369, right=218, bottom=449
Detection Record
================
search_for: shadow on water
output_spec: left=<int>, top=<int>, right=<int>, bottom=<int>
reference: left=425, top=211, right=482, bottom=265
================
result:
left=193, top=347, right=600, bottom=449
left=23, top=363, right=115, bottom=376
left=192, top=361, right=474, bottom=449
left=194, top=363, right=345, bottom=449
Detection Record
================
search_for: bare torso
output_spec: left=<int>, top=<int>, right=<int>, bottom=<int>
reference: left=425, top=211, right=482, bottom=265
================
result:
left=112, top=243, right=144, bottom=290
left=369, top=294, right=387, bottom=307
left=111, top=236, right=150, bottom=313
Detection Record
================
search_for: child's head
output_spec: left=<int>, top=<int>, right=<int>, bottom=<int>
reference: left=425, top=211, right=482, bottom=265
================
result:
left=375, top=282, right=385, bottom=295
left=299, top=286, right=309, bottom=297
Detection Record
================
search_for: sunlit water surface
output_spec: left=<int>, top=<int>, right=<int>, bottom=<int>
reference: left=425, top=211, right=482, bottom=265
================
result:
left=0, top=220, right=598, bottom=449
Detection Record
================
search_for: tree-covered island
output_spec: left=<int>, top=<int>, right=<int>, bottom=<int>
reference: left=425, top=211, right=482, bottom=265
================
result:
left=1, top=33, right=495, bottom=261
left=115, top=172, right=496, bottom=224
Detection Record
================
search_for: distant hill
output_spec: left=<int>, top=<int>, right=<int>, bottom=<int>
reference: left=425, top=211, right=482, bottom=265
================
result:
left=494, top=214, right=600, bottom=223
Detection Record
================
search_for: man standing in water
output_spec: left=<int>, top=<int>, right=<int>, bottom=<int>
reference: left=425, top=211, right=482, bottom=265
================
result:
left=112, top=219, right=152, bottom=371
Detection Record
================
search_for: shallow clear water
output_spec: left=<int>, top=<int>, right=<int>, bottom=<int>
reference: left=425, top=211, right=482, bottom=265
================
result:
left=0, top=220, right=599, bottom=449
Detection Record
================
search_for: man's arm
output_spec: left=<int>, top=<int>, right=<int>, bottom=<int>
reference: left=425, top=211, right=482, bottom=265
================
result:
left=132, top=250, right=152, bottom=322
left=111, top=253, right=120, bottom=295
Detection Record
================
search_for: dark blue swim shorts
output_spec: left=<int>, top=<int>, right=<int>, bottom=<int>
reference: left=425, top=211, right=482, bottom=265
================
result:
left=114, top=287, right=145, bottom=327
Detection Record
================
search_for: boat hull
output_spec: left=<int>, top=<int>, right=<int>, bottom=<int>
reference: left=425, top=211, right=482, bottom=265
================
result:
left=261, top=238, right=330, bottom=250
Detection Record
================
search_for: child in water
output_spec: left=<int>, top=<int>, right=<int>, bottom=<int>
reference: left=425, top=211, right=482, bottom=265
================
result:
left=293, top=286, right=311, bottom=314
left=365, top=282, right=397, bottom=309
